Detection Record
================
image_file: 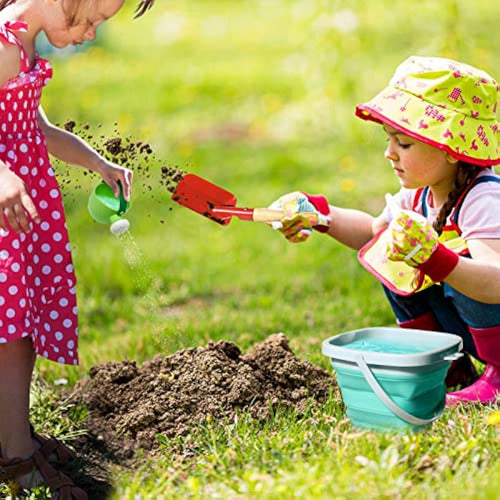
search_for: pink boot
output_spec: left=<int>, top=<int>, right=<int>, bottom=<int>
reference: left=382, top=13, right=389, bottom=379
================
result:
left=446, top=325, right=500, bottom=406
left=398, top=313, right=479, bottom=388
left=398, top=312, right=441, bottom=331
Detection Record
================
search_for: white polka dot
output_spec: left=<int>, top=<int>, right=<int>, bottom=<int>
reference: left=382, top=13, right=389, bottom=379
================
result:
left=67, top=340, right=75, bottom=349
left=55, top=332, right=63, bottom=341
left=42, top=265, right=51, bottom=275
left=0, top=250, right=9, bottom=259
left=54, top=254, right=63, bottom=264
left=6, top=308, right=15, bottom=318
left=12, top=239, right=19, bottom=250
left=50, top=311, right=59, bottom=320
left=44, top=323, right=51, bottom=332
left=0, top=338, right=6, bottom=344
left=58, top=357, right=65, bottom=363
left=63, top=319, right=72, bottom=328
left=52, top=211, right=61, bottom=220
left=20, top=143, right=28, bottom=153
left=0, top=296, right=4, bottom=306
left=41, top=243, right=51, bottom=253
left=8, top=285, right=18, bottom=295
left=49, top=189, right=59, bottom=199
left=11, top=263, right=20, bottom=272
left=0, top=273, right=7, bottom=282
left=53, top=232, right=62, bottom=242
left=41, top=222, right=50, bottom=231
left=8, top=325, right=16, bottom=334
left=19, top=298, right=26, bottom=307
left=39, top=200, right=48, bottom=209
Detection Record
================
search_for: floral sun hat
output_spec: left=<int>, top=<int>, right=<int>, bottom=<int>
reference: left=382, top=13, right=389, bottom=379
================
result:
left=355, top=56, right=500, bottom=166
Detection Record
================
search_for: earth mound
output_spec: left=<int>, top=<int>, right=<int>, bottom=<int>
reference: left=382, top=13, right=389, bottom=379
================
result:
left=72, top=333, right=338, bottom=462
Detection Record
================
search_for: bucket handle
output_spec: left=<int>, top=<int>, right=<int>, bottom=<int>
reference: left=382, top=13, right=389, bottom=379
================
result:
left=355, top=354, right=444, bottom=426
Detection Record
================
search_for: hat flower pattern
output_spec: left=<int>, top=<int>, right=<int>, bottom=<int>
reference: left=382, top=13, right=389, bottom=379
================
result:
left=356, top=56, right=500, bottom=166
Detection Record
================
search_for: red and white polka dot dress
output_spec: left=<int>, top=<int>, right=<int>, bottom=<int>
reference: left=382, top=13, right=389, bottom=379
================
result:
left=0, top=22, right=78, bottom=365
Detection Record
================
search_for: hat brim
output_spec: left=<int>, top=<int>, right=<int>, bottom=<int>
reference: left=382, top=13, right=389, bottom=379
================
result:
left=356, top=86, right=500, bottom=167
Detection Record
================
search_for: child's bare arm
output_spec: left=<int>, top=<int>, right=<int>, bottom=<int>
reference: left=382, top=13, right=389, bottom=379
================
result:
left=37, top=107, right=133, bottom=200
left=326, top=206, right=376, bottom=250
left=445, top=239, right=500, bottom=303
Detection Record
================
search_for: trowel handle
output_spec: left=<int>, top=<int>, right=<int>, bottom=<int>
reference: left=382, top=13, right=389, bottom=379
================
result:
left=251, top=208, right=287, bottom=222
left=212, top=206, right=285, bottom=222
left=212, top=206, right=313, bottom=223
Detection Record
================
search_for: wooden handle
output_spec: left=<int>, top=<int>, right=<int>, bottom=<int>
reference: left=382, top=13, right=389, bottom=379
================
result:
left=251, top=208, right=315, bottom=223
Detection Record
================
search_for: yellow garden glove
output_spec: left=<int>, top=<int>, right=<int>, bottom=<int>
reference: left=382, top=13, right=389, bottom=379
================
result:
left=269, top=192, right=331, bottom=243
left=386, top=210, right=459, bottom=282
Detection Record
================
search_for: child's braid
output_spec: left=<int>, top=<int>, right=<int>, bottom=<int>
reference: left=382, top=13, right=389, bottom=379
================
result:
left=433, top=162, right=482, bottom=235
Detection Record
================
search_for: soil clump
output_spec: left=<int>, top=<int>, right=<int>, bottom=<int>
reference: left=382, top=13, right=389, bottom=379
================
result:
left=71, top=333, right=337, bottom=465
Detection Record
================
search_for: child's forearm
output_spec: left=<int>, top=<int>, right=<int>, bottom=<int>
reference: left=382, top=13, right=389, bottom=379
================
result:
left=326, top=206, right=375, bottom=250
left=37, top=107, right=105, bottom=173
left=444, top=239, right=500, bottom=304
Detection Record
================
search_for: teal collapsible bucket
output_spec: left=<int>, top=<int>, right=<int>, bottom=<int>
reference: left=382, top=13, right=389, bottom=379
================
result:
left=322, top=327, right=463, bottom=432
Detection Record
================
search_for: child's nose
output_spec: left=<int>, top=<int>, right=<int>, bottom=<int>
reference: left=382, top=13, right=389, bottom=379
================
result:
left=384, top=146, right=399, bottom=161
left=86, top=27, right=96, bottom=40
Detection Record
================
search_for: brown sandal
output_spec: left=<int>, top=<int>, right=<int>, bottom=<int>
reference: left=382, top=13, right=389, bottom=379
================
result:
left=30, top=423, right=76, bottom=465
left=32, top=431, right=76, bottom=466
left=0, top=450, right=87, bottom=499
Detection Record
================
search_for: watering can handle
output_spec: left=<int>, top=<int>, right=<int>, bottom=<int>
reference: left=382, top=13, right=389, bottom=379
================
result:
left=355, top=355, right=444, bottom=426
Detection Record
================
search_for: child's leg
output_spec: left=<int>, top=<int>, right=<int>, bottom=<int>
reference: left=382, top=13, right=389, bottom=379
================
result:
left=382, top=284, right=479, bottom=388
left=0, top=337, right=36, bottom=460
left=382, top=285, right=476, bottom=354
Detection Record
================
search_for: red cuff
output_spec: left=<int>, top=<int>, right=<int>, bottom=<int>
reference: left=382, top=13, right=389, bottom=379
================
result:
left=303, top=193, right=330, bottom=233
left=417, top=243, right=459, bottom=282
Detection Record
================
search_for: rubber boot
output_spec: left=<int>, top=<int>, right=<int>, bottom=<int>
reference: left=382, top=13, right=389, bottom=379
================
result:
left=446, top=325, right=500, bottom=405
left=397, top=312, right=441, bottom=331
left=398, top=313, right=478, bottom=389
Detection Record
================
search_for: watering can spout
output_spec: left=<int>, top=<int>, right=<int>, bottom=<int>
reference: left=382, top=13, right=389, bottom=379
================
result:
left=88, top=182, right=131, bottom=235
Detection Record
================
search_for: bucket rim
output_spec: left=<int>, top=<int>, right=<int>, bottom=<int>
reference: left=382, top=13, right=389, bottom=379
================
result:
left=321, top=327, right=463, bottom=367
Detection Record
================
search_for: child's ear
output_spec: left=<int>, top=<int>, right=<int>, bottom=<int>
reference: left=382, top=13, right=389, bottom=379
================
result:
left=446, top=153, right=459, bottom=164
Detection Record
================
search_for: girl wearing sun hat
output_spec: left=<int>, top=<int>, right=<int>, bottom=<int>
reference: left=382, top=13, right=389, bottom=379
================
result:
left=267, top=55, right=500, bottom=405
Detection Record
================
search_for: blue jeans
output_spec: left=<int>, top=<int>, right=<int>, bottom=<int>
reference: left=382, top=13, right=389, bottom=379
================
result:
left=383, top=284, right=500, bottom=359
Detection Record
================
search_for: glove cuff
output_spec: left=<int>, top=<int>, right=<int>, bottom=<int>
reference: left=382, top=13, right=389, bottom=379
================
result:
left=417, top=243, right=459, bottom=282
left=303, top=193, right=330, bottom=233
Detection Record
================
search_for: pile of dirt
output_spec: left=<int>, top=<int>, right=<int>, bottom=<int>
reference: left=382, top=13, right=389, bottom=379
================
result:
left=71, top=334, right=337, bottom=463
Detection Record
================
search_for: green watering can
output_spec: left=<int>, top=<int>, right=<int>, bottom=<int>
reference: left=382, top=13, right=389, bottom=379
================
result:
left=88, top=182, right=131, bottom=235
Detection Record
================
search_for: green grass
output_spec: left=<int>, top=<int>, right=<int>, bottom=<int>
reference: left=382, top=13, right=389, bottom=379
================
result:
left=5, top=0, right=500, bottom=498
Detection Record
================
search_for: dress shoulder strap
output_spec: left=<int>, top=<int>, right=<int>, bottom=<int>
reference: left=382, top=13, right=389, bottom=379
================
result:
left=0, top=21, right=31, bottom=73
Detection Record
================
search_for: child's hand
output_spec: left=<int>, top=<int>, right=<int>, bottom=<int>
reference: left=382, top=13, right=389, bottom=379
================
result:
left=385, top=211, right=439, bottom=266
left=385, top=210, right=460, bottom=282
left=96, top=160, right=133, bottom=201
left=268, top=192, right=331, bottom=243
left=0, top=167, right=40, bottom=233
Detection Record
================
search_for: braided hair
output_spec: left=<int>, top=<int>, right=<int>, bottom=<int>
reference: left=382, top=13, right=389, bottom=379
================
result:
left=433, top=162, right=483, bottom=235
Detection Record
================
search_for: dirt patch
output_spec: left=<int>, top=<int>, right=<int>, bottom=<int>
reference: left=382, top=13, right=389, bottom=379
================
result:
left=70, top=334, right=337, bottom=465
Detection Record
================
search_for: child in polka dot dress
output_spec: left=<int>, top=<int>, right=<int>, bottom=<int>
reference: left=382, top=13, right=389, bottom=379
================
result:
left=0, top=0, right=149, bottom=497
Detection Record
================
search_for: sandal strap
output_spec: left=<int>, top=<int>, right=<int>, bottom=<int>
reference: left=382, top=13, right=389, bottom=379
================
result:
left=32, top=450, right=88, bottom=499
left=30, top=424, right=75, bottom=465
left=0, top=455, right=35, bottom=481
left=33, top=433, right=75, bottom=464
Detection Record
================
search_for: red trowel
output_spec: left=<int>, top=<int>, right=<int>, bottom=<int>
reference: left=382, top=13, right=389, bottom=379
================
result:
left=171, top=173, right=300, bottom=226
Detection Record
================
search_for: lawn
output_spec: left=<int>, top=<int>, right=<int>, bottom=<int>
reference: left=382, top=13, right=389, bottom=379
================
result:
left=7, top=0, right=500, bottom=498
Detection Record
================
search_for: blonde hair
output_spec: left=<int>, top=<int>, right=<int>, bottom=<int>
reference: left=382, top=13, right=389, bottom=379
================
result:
left=0, top=0, right=155, bottom=19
